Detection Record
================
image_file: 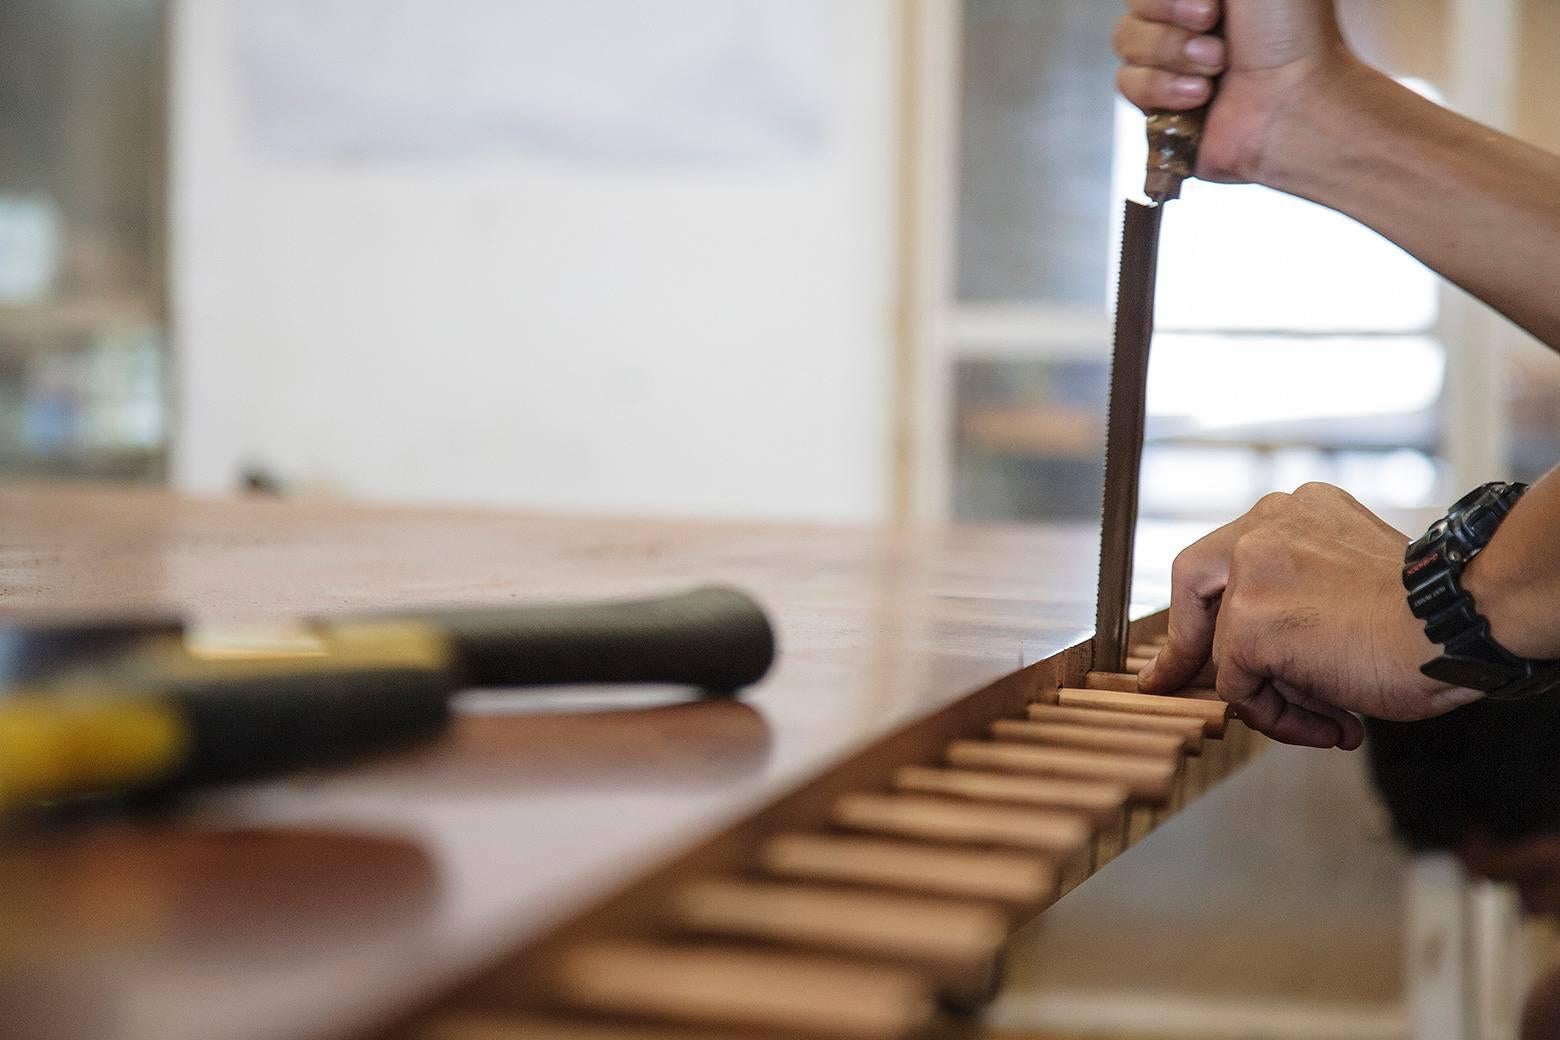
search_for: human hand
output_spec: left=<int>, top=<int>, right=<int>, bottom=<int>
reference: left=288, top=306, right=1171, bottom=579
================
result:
left=1113, top=0, right=1360, bottom=186
left=1139, top=483, right=1483, bottom=749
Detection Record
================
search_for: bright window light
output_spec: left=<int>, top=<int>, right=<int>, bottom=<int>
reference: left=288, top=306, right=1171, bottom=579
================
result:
left=1147, top=334, right=1445, bottom=428
left=1109, top=85, right=1441, bottom=334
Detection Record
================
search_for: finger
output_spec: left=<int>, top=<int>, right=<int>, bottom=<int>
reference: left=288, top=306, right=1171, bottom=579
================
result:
left=1142, top=652, right=1218, bottom=694
left=1116, top=66, right=1213, bottom=113
left=1227, top=682, right=1350, bottom=749
left=1188, top=657, right=1218, bottom=687
left=1140, top=523, right=1242, bottom=693
left=1276, top=680, right=1365, bottom=750
left=1125, top=0, right=1222, bottom=34
left=1138, top=650, right=1208, bottom=693
left=1217, top=656, right=1346, bottom=749
left=1114, top=17, right=1227, bottom=76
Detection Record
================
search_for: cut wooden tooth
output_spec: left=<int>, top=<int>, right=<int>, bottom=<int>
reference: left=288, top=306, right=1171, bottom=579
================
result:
left=1126, top=656, right=1154, bottom=673
left=1126, top=805, right=1158, bottom=845
left=893, top=765, right=1129, bottom=825
left=1130, top=644, right=1163, bottom=659
left=945, top=741, right=1176, bottom=803
left=1083, top=671, right=1222, bottom=701
left=1150, top=633, right=1170, bottom=646
left=1026, top=704, right=1203, bottom=751
left=759, top=834, right=1057, bottom=906
left=668, top=879, right=1008, bottom=979
left=549, top=941, right=934, bottom=1040
left=1056, top=688, right=1228, bottom=736
left=419, top=1016, right=756, bottom=1040
left=832, top=793, right=1091, bottom=857
left=1082, top=671, right=1145, bottom=693
left=990, top=719, right=1184, bottom=758
left=1183, top=751, right=1207, bottom=799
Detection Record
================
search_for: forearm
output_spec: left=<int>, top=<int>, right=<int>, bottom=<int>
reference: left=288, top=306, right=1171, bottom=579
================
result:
left=1464, top=466, right=1560, bottom=659
left=1264, top=59, right=1560, bottom=351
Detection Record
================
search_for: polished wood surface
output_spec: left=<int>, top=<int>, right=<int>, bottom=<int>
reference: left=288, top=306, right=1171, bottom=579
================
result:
left=0, top=484, right=1192, bottom=1040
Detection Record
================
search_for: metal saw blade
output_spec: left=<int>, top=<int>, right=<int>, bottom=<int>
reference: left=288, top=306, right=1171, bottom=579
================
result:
left=1094, top=199, right=1164, bottom=673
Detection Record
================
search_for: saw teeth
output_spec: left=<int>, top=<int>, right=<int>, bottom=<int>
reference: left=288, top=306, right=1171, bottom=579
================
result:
left=1094, top=200, right=1164, bottom=674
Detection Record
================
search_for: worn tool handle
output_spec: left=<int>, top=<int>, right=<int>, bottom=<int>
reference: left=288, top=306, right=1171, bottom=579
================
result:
left=1144, top=107, right=1209, bottom=202
left=408, top=585, right=777, bottom=694
left=1144, top=17, right=1221, bottom=202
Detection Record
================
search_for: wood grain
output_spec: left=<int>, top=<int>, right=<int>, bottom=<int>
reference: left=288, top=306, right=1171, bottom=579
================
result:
left=1083, top=671, right=1221, bottom=701
left=419, top=1016, right=763, bottom=1040
left=945, top=741, right=1177, bottom=802
left=668, top=878, right=1009, bottom=975
left=0, top=485, right=1205, bottom=1040
left=1025, top=704, right=1204, bottom=751
left=892, top=766, right=1129, bottom=825
left=546, top=942, right=935, bottom=1039
left=757, top=833, right=1058, bottom=906
left=832, top=793, right=1092, bottom=857
left=1056, top=688, right=1229, bottom=736
left=989, top=719, right=1185, bottom=758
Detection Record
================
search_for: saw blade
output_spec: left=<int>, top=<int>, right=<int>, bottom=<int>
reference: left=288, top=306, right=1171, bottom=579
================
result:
left=1094, top=199, right=1164, bottom=674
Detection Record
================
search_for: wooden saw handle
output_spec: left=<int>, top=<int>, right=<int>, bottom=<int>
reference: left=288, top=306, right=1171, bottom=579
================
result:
left=1144, top=20, right=1220, bottom=201
left=1145, top=108, right=1209, bottom=201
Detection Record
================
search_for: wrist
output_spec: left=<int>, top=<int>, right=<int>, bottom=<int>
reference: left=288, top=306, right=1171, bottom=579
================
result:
left=1254, top=52, right=1393, bottom=200
left=1404, top=482, right=1560, bottom=703
left=1375, top=569, right=1476, bottom=718
left=1463, top=523, right=1555, bottom=659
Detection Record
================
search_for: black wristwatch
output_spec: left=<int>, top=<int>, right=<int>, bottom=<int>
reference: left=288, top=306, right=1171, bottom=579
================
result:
left=1403, top=482, right=1560, bottom=701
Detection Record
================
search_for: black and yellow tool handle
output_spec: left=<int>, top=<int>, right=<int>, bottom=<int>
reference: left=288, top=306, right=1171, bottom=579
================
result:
left=0, top=586, right=776, bottom=814
left=397, top=585, right=775, bottom=694
left=0, top=615, right=183, bottom=683
left=0, top=667, right=453, bottom=814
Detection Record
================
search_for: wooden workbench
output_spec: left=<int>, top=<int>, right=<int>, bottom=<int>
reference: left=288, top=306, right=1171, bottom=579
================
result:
left=0, top=484, right=1192, bottom=1040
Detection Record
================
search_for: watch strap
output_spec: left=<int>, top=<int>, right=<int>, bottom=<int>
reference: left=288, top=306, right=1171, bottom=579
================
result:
left=1404, top=482, right=1560, bottom=701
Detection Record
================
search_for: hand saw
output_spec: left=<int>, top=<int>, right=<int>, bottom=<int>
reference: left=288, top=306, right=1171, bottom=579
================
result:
left=1093, top=107, right=1210, bottom=674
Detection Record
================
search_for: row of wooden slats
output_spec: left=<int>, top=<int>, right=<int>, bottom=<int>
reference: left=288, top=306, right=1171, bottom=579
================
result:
left=410, top=638, right=1259, bottom=1040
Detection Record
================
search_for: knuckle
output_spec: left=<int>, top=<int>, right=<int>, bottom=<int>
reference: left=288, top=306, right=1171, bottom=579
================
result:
left=1115, top=69, right=1159, bottom=112
left=1130, top=0, right=1176, bottom=22
left=1253, top=491, right=1292, bottom=516
left=1153, top=26, right=1190, bottom=65
left=1115, top=66, right=1143, bottom=103
left=1117, top=25, right=1155, bottom=66
left=1112, top=19, right=1132, bottom=57
left=1229, top=532, right=1273, bottom=575
left=1294, top=481, right=1338, bottom=501
left=1223, top=579, right=1256, bottom=615
left=1114, top=18, right=1186, bottom=69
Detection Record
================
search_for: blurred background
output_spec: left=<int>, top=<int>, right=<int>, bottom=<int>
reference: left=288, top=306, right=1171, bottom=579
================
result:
left=3, top=1, right=1559, bottom=1038
left=2, top=0, right=1557, bottom=524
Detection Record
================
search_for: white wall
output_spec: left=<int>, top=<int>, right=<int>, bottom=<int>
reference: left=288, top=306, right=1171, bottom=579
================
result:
left=170, top=1, right=899, bottom=522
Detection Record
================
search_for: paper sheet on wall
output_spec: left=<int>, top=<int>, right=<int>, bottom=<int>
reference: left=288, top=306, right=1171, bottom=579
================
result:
left=232, top=0, right=828, bottom=163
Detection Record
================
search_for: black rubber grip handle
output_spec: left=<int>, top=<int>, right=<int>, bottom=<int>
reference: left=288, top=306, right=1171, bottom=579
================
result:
left=0, top=615, right=184, bottom=683
left=404, top=585, right=776, bottom=694
left=170, top=669, right=452, bottom=786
